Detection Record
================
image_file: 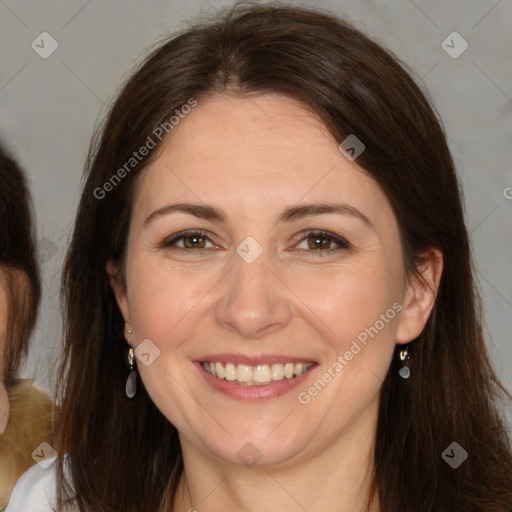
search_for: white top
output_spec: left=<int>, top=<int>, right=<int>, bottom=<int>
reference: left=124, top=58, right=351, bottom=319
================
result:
left=5, top=456, right=72, bottom=512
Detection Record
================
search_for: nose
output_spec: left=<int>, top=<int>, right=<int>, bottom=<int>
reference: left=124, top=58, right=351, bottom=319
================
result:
left=214, top=252, right=293, bottom=339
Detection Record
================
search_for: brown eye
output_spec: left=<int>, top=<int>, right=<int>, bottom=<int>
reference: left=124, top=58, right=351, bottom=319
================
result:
left=307, top=235, right=332, bottom=250
left=295, top=231, right=350, bottom=254
left=161, top=230, right=215, bottom=250
left=183, top=234, right=206, bottom=249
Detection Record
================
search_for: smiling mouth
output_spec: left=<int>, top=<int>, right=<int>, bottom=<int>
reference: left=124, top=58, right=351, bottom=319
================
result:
left=201, top=361, right=314, bottom=385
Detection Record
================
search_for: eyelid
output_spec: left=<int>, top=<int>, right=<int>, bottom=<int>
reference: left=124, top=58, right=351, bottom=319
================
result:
left=293, top=230, right=351, bottom=252
left=160, top=229, right=219, bottom=249
left=160, top=229, right=350, bottom=254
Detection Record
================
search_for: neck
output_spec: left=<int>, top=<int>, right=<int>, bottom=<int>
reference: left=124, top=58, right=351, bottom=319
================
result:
left=173, top=402, right=380, bottom=512
left=0, top=380, right=10, bottom=435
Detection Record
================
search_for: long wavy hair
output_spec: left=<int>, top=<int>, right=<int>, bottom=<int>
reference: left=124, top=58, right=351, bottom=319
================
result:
left=56, top=3, right=512, bottom=511
left=0, top=142, right=40, bottom=387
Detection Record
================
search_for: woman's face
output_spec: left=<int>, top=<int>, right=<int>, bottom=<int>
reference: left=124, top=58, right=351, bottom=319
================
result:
left=110, top=93, right=435, bottom=467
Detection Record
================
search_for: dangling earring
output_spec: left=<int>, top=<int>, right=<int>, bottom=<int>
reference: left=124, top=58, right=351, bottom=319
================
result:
left=125, top=328, right=138, bottom=398
left=398, top=346, right=411, bottom=379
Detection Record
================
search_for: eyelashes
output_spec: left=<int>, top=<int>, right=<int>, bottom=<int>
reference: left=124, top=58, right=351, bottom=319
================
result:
left=295, top=230, right=350, bottom=252
left=160, top=229, right=213, bottom=250
left=159, top=229, right=351, bottom=255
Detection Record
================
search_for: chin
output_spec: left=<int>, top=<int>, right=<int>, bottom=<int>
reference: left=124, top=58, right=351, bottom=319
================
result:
left=196, top=421, right=314, bottom=468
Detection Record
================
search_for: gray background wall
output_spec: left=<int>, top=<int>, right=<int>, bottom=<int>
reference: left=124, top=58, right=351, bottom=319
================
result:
left=0, top=0, right=510, bottom=420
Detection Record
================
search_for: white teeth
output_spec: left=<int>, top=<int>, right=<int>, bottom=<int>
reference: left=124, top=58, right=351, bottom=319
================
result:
left=225, top=362, right=237, bottom=381
left=201, top=361, right=312, bottom=385
left=270, top=363, right=284, bottom=381
left=215, top=362, right=224, bottom=379
left=236, top=364, right=252, bottom=383
left=253, top=364, right=271, bottom=383
left=284, top=363, right=294, bottom=379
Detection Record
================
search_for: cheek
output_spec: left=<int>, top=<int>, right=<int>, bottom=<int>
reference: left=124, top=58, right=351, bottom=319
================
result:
left=126, top=258, right=212, bottom=346
left=289, top=260, right=402, bottom=354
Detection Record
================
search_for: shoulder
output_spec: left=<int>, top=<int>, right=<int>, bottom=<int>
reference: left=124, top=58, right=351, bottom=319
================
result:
left=7, top=379, right=58, bottom=447
left=0, top=380, right=59, bottom=510
left=5, top=456, right=71, bottom=512
left=9, top=379, right=57, bottom=424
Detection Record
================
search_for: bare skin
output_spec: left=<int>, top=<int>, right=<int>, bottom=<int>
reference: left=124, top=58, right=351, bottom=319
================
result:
left=0, top=269, right=10, bottom=435
left=108, top=93, right=443, bottom=512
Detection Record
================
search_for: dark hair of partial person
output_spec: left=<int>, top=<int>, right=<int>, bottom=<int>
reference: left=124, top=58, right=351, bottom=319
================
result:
left=55, top=2, right=512, bottom=511
left=0, top=143, right=41, bottom=387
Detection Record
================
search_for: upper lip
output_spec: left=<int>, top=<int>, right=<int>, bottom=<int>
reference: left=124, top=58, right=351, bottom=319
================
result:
left=196, top=354, right=317, bottom=366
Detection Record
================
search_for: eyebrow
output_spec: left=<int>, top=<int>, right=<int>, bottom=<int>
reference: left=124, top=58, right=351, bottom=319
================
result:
left=143, top=201, right=374, bottom=229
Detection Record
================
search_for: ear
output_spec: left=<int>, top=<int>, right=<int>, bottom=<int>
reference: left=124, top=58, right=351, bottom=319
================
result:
left=395, top=248, right=443, bottom=344
left=106, top=260, right=130, bottom=324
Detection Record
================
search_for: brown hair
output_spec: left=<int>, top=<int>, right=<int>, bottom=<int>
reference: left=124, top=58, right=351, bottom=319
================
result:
left=0, top=142, right=41, bottom=387
left=57, top=2, right=512, bottom=511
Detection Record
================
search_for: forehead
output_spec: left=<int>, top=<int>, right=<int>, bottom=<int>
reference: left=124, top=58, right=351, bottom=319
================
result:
left=159, top=93, right=341, bottom=171
left=132, top=93, right=389, bottom=223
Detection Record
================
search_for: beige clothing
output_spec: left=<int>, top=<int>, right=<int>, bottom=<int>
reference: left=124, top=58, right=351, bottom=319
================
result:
left=0, top=380, right=57, bottom=511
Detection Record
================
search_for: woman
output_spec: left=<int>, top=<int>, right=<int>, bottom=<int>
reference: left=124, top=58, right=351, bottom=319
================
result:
left=7, top=3, right=512, bottom=511
left=0, top=143, right=56, bottom=510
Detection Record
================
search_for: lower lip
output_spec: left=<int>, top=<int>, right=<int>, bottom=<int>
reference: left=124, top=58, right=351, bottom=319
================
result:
left=194, top=362, right=316, bottom=401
